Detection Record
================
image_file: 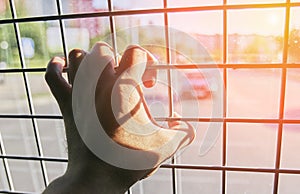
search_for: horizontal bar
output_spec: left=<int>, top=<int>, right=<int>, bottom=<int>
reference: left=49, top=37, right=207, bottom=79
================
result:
left=2, top=154, right=300, bottom=175
left=0, top=2, right=299, bottom=24
left=148, top=63, right=300, bottom=69
left=0, top=115, right=63, bottom=119
left=0, top=114, right=299, bottom=124
left=0, top=191, right=34, bottom=194
left=1, top=63, right=300, bottom=74
left=0, top=67, right=69, bottom=73
left=0, top=155, right=67, bottom=162
left=156, top=117, right=300, bottom=124
left=0, top=68, right=47, bottom=73
left=160, top=164, right=300, bottom=175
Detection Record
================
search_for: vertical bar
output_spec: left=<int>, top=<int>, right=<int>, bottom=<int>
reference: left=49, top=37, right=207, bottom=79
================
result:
left=222, top=1, right=228, bottom=194
left=7, top=0, right=48, bottom=187
left=55, top=0, right=69, bottom=81
left=107, top=0, right=119, bottom=63
left=163, top=1, right=177, bottom=194
left=163, top=0, right=173, bottom=130
left=273, top=1, right=290, bottom=193
left=0, top=133, right=14, bottom=191
left=0, top=0, right=15, bottom=191
left=107, top=0, right=128, bottom=192
left=55, top=0, right=68, bottom=59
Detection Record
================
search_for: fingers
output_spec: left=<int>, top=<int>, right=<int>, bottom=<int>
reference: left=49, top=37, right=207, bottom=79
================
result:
left=68, top=49, right=86, bottom=85
left=90, top=42, right=116, bottom=77
left=117, top=45, right=147, bottom=79
left=165, top=112, right=196, bottom=150
left=117, top=45, right=157, bottom=85
left=175, top=121, right=196, bottom=148
left=45, top=57, right=71, bottom=106
left=142, top=52, right=158, bottom=88
left=168, top=112, right=181, bottom=129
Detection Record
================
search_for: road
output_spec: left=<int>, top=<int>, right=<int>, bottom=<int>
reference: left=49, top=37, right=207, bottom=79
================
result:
left=0, top=69, right=300, bottom=193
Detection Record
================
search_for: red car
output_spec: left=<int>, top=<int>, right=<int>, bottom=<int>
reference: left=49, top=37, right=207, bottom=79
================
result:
left=180, top=70, right=216, bottom=99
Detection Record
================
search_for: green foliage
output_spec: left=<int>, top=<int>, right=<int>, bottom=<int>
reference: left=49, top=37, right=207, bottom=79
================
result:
left=19, top=22, right=48, bottom=56
left=0, top=0, right=50, bottom=68
left=0, top=25, right=19, bottom=67
left=0, top=22, right=49, bottom=68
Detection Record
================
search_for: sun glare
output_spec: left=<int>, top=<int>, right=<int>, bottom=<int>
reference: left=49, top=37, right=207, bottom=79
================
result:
left=268, top=14, right=280, bottom=26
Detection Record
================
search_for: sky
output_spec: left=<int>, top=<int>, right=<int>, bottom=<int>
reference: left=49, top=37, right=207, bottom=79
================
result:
left=94, top=0, right=300, bottom=36
left=168, top=8, right=288, bottom=36
left=167, top=2, right=300, bottom=36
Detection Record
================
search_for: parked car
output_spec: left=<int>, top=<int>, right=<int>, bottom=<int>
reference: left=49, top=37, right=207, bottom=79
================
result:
left=180, top=70, right=217, bottom=99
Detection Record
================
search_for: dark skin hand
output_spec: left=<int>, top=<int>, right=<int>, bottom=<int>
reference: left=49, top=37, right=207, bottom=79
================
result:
left=42, top=42, right=195, bottom=194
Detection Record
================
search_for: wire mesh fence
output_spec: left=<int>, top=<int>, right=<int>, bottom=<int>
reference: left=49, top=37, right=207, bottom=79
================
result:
left=0, top=0, right=300, bottom=193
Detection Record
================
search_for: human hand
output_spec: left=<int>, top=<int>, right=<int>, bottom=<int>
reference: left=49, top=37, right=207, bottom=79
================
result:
left=43, top=42, right=195, bottom=193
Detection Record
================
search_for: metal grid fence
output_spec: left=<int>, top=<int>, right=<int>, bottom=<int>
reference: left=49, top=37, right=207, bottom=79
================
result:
left=0, top=0, right=300, bottom=193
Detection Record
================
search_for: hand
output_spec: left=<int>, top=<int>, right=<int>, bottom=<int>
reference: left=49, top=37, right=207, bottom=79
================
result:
left=43, top=42, right=195, bottom=193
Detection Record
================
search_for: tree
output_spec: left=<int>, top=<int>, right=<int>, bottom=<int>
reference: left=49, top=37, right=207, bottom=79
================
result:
left=289, top=28, right=300, bottom=63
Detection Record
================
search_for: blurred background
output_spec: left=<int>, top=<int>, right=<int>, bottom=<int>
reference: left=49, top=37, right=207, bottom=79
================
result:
left=0, top=0, right=300, bottom=193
